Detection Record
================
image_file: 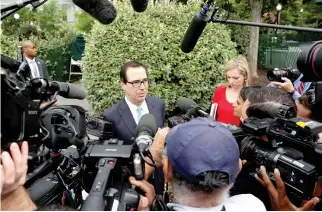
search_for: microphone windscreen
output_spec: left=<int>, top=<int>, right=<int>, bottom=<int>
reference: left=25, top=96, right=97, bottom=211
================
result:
left=176, top=97, right=198, bottom=113
left=72, top=0, right=117, bottom=24
left=180, top=13, right=208, bottom=53
left=136, top=114, right=157, bottom=137
left=51, top=81, right=86, bottom=100
left=66, top=83, right=86, bottom=100
left=130, top=0, right=148, bottom=12
left=1, top=55, right=21, bottom=73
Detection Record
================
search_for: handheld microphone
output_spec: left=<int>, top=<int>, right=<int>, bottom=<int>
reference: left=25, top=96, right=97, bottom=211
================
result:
left=180, top=12, right=209, bottom=53
left=31, top=79, right=86, bottom=100
left=130, top=0, right=148, bottom=13
left=72, top=0, right=117, bottom=25
left=135, top=114, right=157, bottom=152
left=176, top=97, right=209, bottom=117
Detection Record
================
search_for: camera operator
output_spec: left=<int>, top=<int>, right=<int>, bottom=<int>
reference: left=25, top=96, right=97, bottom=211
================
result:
left=240, top=87, right=296, bottom=122
left=1, top=142, right=37, bottom=211
left=131, top=118, right=266, bottom=211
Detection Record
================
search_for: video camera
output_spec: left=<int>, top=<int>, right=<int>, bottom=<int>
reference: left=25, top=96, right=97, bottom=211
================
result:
left=237, top=104, right=322, bottom=205
left=1, top=55, right=86, bottom=149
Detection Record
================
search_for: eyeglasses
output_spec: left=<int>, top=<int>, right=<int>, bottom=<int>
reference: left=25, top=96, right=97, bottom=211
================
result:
left=127, top=79, right=149, bottom=88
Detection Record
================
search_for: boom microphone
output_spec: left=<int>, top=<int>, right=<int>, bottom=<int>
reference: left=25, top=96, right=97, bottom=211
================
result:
left=32, top=79, right=86, bottom=100
left=135, top=114, right=157, bottom=152
left=180, top=12, right=209, bottom=53
left=130, top=0, right=148, bottom=12
left=72, top=0, right=117, bottom=24
left=176, top=97, right=209, bottom=117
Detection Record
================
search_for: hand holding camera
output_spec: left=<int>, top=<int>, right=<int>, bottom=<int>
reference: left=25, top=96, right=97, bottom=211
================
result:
left=271, top=77, right=296, bottom=94
left=1, top=142, right=28, bottom=195
left=256, top=165, right=320, bottom=211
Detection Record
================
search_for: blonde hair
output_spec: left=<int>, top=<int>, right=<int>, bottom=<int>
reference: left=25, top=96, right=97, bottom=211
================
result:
left=224, top=56, right=251, bottom=87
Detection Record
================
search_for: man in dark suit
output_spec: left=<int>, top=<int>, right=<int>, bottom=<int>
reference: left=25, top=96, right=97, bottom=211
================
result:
left=102, top=61, right=165, bottom=145
left=22, top=40, right=50, bottom=80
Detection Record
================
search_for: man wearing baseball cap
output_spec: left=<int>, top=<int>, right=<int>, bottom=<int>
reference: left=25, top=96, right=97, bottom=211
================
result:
left=130, top=117, right=266, bottom=211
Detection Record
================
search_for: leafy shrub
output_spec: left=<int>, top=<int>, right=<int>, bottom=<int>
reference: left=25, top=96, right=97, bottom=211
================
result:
left=1, top=27, right=76, bottom=81
left=83, top=1, right=237, bottom=115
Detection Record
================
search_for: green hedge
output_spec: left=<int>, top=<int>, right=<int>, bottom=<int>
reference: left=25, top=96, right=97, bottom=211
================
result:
left=0, top=27, right=76, bottom=81
left=83, top=2, right=237, bottom=115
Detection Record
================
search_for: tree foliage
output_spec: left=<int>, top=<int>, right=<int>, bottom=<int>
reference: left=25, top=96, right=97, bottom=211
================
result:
left=74, top=10, right=95, bottom=33
left=1, top=0, right=68, bottom=39
left=0, top=1, right=76, bottom=81
left=82, top=1, right=237, bottom=115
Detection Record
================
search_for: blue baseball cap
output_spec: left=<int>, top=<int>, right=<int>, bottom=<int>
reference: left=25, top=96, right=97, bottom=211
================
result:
left=166, top=117, right=240, bottom=184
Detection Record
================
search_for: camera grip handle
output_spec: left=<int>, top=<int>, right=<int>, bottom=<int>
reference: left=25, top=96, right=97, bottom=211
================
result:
left=81, top=158, right=116, bottom=211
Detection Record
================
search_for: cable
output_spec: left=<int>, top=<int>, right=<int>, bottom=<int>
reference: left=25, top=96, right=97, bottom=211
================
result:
left=139, top=151, right=156, bottom=167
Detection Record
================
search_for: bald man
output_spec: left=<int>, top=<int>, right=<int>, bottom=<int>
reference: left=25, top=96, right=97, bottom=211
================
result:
left=22, top=40, right=49, bottom=80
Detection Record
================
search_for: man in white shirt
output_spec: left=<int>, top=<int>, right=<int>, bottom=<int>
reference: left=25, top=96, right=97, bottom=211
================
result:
left=131, top=117, right=266, bottom=211
left=102, top=61, right=165, bottom=145
left=22, top=40, right=49, bottom=80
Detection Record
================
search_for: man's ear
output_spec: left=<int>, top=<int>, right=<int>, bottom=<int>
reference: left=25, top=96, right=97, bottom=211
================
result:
left=163, top=158, right=173, bottom=183
left=120, top=81, right=126, bottom=90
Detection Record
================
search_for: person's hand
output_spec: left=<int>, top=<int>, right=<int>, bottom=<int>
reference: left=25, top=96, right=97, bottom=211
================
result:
left=1, top=142, right=29, bottom=195
left=255, top=166, right=320, bottom=211
left=129, top=176, right=156, bottom=207
left=39, top=97, right=57, bottom=110
left=138, top=197, right=150, bottom=211
left=271, top=77, right=296, bottom=93
left=149, top=127, right=170, bottom=168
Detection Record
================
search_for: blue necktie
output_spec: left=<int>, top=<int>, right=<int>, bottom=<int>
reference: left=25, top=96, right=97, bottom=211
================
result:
left=137, top=107, right=142, bottom=123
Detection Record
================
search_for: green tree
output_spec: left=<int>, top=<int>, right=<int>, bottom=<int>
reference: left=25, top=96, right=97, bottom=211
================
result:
left=217, top=0, right=322, bottom=77
left=1, top=0, right=68, bottom=39
left=74, top=10, right=95, bottom=33
left=82, top=1, right=237, bottom=115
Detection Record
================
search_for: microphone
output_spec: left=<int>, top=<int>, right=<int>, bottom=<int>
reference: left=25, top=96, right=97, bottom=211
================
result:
left=31, top=79, right=86, bottom=100
left=31, top=0, right=48, bottom=9
left=130, top=0, right=148, bottom=13
left=135, top=113, right=157, bottom=152
left=72, top=0, right=117, bottom=25
left=180, top=12, right=209, bottom=53
left=176, top=97, right=209, bottom=117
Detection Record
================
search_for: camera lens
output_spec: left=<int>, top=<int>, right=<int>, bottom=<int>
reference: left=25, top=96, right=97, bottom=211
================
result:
left=297, top=41, right=322, bottom=82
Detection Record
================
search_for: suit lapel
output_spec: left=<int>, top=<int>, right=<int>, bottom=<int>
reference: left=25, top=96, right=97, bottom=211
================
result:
left=118, top=98, right=137, bottom=136
left=35, top=58, right=43, bottom=78
left=146, top=97, right=156, bottom=117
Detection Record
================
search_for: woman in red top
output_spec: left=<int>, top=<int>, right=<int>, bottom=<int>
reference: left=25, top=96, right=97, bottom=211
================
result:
left=212, top=56, right=251, bottom=126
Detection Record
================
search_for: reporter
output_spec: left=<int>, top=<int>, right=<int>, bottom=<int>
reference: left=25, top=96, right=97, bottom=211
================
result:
left=255, top=166, right=320, bottom=211
left=232, top=85, right=261, bottom=118
left=1, top=142, right=37, bottom=211
left=212, top=56, right=251, bottom=126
